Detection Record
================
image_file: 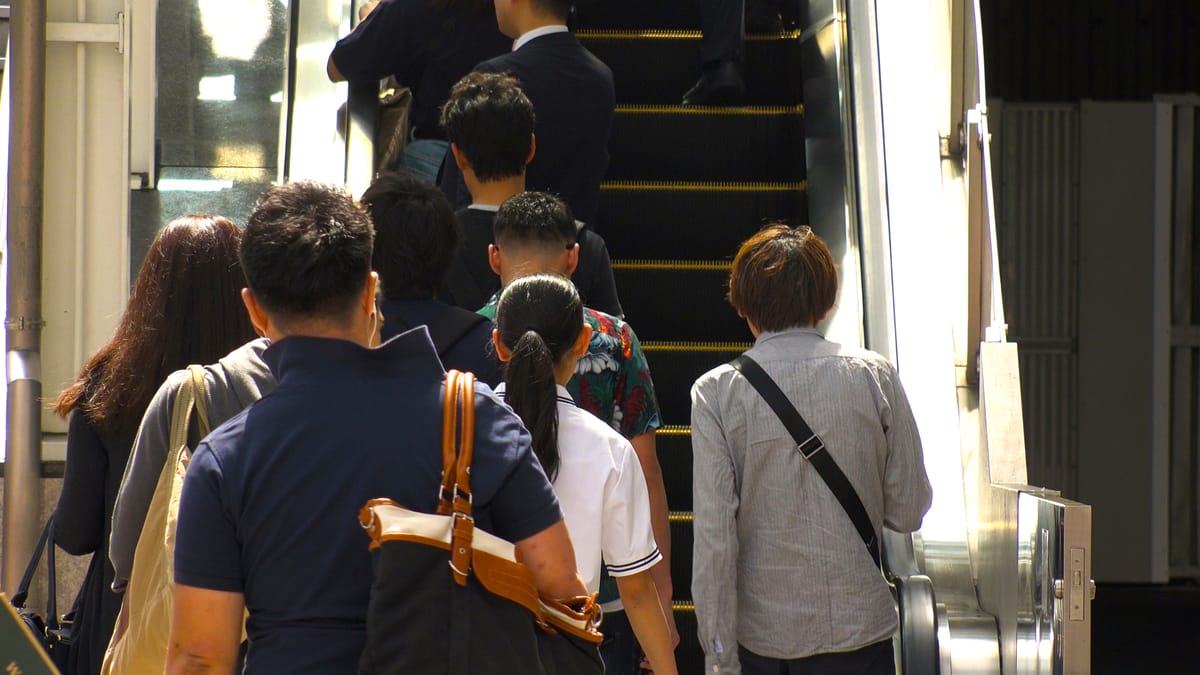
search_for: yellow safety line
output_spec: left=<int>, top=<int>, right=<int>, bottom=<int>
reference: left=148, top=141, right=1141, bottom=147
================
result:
left=612, top=259, right=731, bottom=272
left=601, top=180, right=806, bottom=192
left=579, top=29, right=801, bottom=42
left=657, top=425, right=691, bottom=436
left=668, top=511, right=695, bottom=523
left=642, top=341, right=752, bottom=353
left=616, top=104, right=804, bottom=116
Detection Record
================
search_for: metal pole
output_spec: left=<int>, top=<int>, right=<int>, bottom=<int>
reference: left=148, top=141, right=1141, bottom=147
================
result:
left=3, top=0, right=47, bottom=594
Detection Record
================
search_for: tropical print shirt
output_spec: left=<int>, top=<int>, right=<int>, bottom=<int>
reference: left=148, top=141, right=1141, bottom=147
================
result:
left=479, top=300, right=661, bottom=440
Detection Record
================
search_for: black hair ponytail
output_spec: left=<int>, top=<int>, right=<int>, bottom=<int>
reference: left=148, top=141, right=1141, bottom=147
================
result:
left=495, top=274, right=585, bottom=482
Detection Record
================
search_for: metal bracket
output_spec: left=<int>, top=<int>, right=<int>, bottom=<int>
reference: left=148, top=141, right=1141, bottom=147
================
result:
left=46, top=13, right=125, bottom=54
left=4, top=317, right=47, bottom=331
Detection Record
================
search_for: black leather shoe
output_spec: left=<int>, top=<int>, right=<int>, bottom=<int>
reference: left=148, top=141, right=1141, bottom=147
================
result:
left=682, top=61, right=746, bottom=106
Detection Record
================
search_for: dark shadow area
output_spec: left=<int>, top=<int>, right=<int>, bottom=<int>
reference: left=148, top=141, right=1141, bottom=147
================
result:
left=1092, top=583, right=1200, bottom=673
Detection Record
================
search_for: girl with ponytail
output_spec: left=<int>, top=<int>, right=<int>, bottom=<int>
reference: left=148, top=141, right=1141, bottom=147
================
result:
left=493, top=274, right=679, bottom=675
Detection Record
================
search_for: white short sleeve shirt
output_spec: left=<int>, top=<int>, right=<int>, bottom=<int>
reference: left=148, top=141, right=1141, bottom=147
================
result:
left=496, top=383, right=661, bottom=593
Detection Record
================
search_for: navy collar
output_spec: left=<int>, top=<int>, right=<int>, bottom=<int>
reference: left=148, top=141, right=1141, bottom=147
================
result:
left=263, top=329, right=444, bottom=384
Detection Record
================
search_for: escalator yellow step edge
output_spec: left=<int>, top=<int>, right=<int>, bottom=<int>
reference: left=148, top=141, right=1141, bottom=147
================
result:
left=668, top=511, right=695, bottom=523
left=642, top=341, right=752, bottom=353
left=657, top=425, right=691, bottom=436
left=672, top=600, right=696, bottom=612
left=616, top=103, right=804, bottom=116
left=601, top=180, right=806, bottom=192
left=579, top=29, right=801, bottom=42
left=612, top=259, right=731, bottom=272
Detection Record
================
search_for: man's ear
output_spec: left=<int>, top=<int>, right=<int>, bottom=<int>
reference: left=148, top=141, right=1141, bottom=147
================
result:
left=564, top=243, right=580, bottom=276
left=492, top=329, right=512, bottom=361
left=489, top=244, right=503, bottom=276
left=573, top=323, right=592, bottom=357
left=451, top=143, right=470, bottom=172
left=361, top=271, right=380, bottom=315
left=526, top=134, right=536, bottom=166
left=242, top=288, right=271, bottom=339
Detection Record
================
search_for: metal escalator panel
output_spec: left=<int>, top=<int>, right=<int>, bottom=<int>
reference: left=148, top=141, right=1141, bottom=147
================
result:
left=283, top=0, right=351, bottom=186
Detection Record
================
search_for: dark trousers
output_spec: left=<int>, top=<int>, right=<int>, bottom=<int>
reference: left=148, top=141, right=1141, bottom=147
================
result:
left=698, top=0, right=744, bottom=65
left=599, top=609, right=641, bottom=674
left=739, top=639, right=896, bottom=675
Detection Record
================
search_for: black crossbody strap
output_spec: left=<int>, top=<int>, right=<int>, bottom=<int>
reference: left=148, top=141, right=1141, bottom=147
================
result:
left=730, top=355, right=882, bottom=569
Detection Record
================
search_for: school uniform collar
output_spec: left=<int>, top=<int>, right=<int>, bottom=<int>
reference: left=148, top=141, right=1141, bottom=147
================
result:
left=467, top=204, right=500, bottom=212
left=513, top=24, right=569, bottom=51
left=494, top=382, right=577, bottom=408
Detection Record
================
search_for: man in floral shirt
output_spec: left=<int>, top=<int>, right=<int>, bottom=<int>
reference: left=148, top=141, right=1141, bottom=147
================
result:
left=478, top=191, right=677, bottom=671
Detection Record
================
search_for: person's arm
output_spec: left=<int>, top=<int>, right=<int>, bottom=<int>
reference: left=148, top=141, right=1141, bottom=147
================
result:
left=879, top=364, right=933, bottom=532
left=616, top=571, right=677, bottom=675
left=166, top=584, right=244, bottom=675
left=110, top=372, right=183, bottom=590
left=629, top=431, right=678, bottom=646
left=54, top=411, right=107, bottom=555
left=690, top=378, right=741, bottom=674
left=515, top=520, right=587, bottom=599
left=325, top=0, right=407, bottom=84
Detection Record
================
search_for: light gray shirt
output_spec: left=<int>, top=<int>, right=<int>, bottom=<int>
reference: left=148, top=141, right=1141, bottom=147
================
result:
left=690, top=327, right=932, bottom=671
left=109, top=338, right=276, bottom=591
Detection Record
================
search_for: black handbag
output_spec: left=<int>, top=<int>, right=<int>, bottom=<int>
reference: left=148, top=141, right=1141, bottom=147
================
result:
left=9, top=517, right=76, bottom=671
left=358, top=370, right=604, bottom=674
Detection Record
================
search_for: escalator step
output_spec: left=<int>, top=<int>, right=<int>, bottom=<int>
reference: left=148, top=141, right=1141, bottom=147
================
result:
left=643, top=342, right=751, bottom=426
left=671, top=602, right=706, bottom=674
left=575, top=1, right=702, bottom=31
left=609, top=105, right=805, bottom=182
left=597, top=181, right=808, bottom=260
left=657, top=425, right=693, bottom=511
left=615, top=261, right=752, bottom=343
left=668, top=511, right=695, bottom=602
left=581, top=30, right=803, bottom=106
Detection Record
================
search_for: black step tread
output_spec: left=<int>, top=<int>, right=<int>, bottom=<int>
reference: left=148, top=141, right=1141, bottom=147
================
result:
left=616, top=103, right=805, bottom=115
left=613, top=259, right=731, bottom=271
left=656, top=426, right=693, bottom=511
left=609, top=108, right=805, bottom=182
left=597, top=184, right=808, bottom=260
left=617, top=266, right=750, bottom=343
left=578, top=28, right=801, bottom=41
left=576, top=0, right=702, bottom=32
left=645, top=342, right=751, bottom=425
left=582, top=33, right=803, bottom=106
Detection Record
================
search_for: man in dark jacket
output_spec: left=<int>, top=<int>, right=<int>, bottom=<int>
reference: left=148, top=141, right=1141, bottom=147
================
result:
left=440, top=0, right=614, bottom=231
left=439, top=72, right=622, bottom=317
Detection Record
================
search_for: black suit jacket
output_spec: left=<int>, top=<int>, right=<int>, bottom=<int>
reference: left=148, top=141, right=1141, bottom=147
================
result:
left=441, top=32, right=615, bottom=229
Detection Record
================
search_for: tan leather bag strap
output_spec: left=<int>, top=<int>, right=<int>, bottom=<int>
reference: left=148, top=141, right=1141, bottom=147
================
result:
left=436, top=370, right=461, bottom=515
left=188, top=365, right=211, bottom=438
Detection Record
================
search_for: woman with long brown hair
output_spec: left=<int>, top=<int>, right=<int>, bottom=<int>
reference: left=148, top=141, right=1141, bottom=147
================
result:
left=52, top=215, right=255, bottom=675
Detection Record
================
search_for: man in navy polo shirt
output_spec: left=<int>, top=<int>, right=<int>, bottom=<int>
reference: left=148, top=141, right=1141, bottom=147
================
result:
left=166, top=181, right=584, bottom=673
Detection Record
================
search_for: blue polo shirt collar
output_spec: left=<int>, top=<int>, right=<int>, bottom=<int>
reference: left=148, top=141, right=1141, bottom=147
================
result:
left=263, top=328, right=444, bottom=384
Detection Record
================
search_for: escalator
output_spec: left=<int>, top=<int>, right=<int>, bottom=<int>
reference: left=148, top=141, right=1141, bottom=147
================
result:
left=283, top=1, right=1095, bottom=672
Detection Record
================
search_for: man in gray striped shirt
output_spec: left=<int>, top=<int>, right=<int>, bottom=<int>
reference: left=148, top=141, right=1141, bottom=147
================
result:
left=690, top=224, right=932, bottom=674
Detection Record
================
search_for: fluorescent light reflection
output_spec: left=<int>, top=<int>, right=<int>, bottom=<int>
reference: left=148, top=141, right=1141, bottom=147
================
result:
left=198, top=75, right=237, bottom=102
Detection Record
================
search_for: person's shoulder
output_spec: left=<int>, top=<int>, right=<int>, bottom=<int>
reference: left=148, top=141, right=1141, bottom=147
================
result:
left=692, top=361, right=738, bottom=395
left=475, top=49, right=518, bottom=73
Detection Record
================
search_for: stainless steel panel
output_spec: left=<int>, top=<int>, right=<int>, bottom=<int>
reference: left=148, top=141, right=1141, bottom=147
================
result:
left=989, top=104, right=1079, bottom=497
left=1015, top=492, right=1092, bottom=674
left=283, top=0, right=351, bottom=184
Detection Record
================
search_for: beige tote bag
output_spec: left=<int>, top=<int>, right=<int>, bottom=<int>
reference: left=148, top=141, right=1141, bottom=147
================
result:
left=101, top=366, right=210, bottom=674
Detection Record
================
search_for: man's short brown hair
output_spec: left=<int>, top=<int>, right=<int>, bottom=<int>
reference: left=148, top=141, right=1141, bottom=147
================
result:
left=728, top=224, right=838, bottom=332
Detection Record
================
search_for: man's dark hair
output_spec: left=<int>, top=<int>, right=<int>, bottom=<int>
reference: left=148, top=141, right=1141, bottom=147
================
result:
left=440, top=72, right=535, bottom=182
left=728, top=224, right=838, bottom=332
left=240, top=181, right=375, bottom=322
left=493, top=191, right=578, bottom=251
left=361, top=171, right=460, bottom=300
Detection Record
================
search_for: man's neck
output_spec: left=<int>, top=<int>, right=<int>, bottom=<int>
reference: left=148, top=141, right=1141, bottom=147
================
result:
left=466, top=175, right=526, bottom=208
left=512, top=13, right=567, bottom=40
